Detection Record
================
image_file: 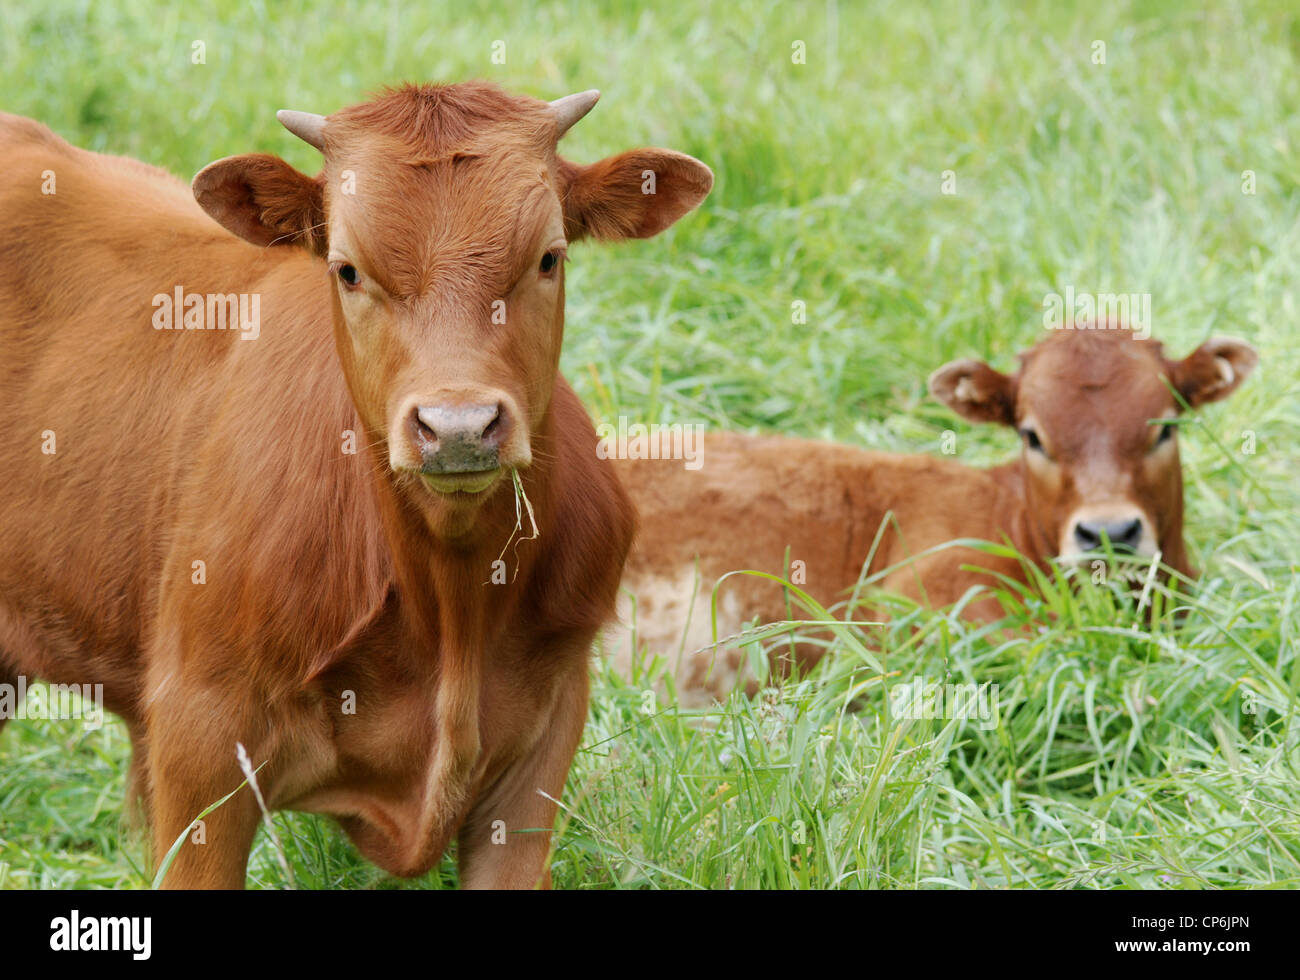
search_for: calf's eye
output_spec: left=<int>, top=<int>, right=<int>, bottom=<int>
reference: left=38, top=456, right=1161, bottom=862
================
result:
left=330, top=262, right=361, bottom=289
left=539, top=250, right=559, bottom=275
left=1020, top=427, right=1044, bottom=453
left=1155, top=422, right=1175, bottom=446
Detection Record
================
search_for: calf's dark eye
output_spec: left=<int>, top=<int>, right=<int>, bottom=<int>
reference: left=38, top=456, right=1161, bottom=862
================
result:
left=1155, top=423, right=1175, bottom=445
left=1020, top=428, right=1043, bottom=452
left=539, top=251, right=558, bottom=275
left=337, top=264, right=360, bottom=286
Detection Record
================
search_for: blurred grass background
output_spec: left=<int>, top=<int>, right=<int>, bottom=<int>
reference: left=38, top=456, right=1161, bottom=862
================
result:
left=0, top=0, right=1297, bottom=888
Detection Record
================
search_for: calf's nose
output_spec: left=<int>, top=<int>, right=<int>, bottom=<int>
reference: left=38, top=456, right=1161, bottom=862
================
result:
left=410, top=402, right=507, bottom=473
left=1073, top=516, right=1144, bottom=553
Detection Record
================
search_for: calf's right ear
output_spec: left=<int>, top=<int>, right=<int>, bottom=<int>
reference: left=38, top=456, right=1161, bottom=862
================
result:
left=192, top=154, right=326, bottom=254
left=928, top=358, right=1016, bottom=425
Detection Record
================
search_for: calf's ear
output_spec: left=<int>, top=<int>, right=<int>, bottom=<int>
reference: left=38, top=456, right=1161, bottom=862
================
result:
left=192, top=154, right=326, bottom=254
left=1169, top=337, right=1258, bottom=408
left=558, top=149, right=713, bottom=242
left=928, top=358, right=1016, bottom=425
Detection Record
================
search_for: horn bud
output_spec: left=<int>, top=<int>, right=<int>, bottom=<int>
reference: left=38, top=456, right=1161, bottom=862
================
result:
left=276, top=109, right=326, bottom=150
left=550, top=90, right=600, bottom=140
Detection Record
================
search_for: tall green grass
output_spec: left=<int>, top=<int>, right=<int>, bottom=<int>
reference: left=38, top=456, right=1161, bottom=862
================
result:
left=1, top=0, right=1296, bottom=888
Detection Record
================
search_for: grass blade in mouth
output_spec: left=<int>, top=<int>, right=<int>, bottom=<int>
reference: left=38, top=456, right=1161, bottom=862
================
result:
left=490, top=467, right=540, bottom=583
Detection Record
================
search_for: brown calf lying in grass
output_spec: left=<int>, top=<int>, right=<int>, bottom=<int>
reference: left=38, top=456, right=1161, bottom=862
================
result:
left=610, top=328, right=1257, bottom=704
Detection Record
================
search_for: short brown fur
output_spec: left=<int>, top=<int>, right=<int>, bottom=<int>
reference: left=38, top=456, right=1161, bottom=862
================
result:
left=612, top=328, right=1256, bottom=704
left=0, top=81, right=712, bottom=887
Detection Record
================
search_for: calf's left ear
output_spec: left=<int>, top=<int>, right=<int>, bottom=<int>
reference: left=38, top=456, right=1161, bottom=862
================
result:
left=928, top=358, right=1017, bottom=425
left=1169, top=337, right=1258, bottom=408
left=558, top=149, right=713, bottom=242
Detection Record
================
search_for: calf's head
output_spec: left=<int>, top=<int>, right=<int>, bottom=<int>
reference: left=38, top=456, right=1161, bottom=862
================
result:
left=929, top=327, right=1257, bottom=574
left=192, top=82, right=711, bottom=532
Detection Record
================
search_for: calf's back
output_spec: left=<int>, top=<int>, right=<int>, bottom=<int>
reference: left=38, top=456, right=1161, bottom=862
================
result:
left=610, top=431, right=1029, bottom=703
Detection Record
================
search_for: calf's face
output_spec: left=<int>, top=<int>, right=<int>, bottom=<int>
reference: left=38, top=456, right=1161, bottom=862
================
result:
left=929, top=329, right=1257, bottom=567
left=193, top=83, right=712, bottom=533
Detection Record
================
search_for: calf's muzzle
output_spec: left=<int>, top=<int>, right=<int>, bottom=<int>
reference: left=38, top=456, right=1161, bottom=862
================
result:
left=411, top=402, right=508, bottom=474
left=1072, top=515, right=1144, bottom=553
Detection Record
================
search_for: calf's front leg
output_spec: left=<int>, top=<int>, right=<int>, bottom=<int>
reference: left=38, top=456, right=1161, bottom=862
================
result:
left=145, top=682, right=267, bottom=889
left=457, top=669, right=589, bottom=889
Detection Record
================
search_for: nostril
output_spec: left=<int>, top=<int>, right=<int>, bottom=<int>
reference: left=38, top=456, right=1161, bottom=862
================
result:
left=480, top=403, right=505, bottom=446
left=1074, top=522, right=1100, bottom=549
left=413, top=407, right=438, bottom=443
left=1115, top=518, right=1143, bottom=547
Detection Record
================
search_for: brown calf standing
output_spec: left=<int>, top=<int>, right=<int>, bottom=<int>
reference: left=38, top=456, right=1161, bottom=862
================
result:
left=611, top=328, right=1256, bottom=704
left=0, top=82, right=712, bottom=887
